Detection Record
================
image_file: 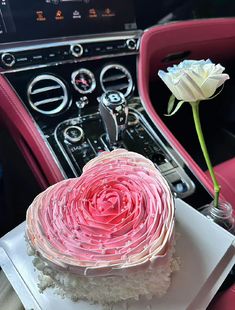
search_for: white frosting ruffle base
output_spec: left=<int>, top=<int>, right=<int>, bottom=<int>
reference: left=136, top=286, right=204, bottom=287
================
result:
left=28, top=242, right=178, bottom=306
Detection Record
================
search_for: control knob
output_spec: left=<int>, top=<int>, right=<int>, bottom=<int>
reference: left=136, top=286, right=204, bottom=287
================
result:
left=70, top=44, right=83, bottom=57
left=126, top=39, right=137, bottom=50
left=64, top=126, right=84, bottom=143
left=1, top=53, right=15, bottom=67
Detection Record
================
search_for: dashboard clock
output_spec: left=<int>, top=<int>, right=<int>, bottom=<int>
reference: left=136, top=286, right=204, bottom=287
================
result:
left=71, top=68, right=96, bottom=94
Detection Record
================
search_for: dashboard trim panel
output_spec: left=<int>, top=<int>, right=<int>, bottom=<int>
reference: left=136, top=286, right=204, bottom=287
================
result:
left=0, top=31, right=141, bottom=53
left=0, top=31, right=142, bottom=73
left=0, top=51, right=139, bottom=74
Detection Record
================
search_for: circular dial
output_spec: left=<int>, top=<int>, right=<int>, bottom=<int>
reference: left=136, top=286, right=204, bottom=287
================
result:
left=71, top=69, right=96, bottom=94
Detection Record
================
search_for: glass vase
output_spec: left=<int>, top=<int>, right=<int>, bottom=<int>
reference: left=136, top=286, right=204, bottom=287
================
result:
left=199, top=201, right=235, bottom=235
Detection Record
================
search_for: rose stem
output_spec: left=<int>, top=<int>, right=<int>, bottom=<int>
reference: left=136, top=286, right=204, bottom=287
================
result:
left=191, top=101, right=221, bottom=208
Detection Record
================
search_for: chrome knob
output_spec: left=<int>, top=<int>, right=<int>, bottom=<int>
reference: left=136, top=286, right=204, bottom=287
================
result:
left=70, top=44, right=83, bottom=57
left=75, top=96, right=89, bottom=119
left=126, top=39, right=137, bottom=50
left=1, top=53, right=15, bottom=67
left=64, top=126, right=84, bottom=143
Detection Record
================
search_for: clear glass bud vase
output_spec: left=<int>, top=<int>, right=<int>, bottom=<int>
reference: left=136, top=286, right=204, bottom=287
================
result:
left=199, top=201, right=235, bottom=235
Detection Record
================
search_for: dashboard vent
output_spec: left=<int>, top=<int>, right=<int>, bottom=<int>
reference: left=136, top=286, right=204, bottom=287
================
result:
left=100, top=64, right=133, bottom=97
left=27, top=74, right=69, bottom=115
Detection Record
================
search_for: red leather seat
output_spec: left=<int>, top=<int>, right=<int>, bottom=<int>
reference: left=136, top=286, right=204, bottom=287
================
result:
left=207, top=284, right=235, bottom=310
left=205, top=158, right=235, bottom=212
left=137, top=18, right=235, bottom=310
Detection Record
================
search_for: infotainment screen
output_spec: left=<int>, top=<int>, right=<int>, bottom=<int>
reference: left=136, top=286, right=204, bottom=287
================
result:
left=0, top=0, right=137, bottom=43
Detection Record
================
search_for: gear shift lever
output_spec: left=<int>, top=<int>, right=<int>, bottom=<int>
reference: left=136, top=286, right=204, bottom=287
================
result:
left=99, top=91, right=128, bottom=145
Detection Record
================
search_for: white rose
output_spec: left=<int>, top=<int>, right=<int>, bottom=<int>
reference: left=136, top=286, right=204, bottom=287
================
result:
left=158, top=59, right=229, bottom=102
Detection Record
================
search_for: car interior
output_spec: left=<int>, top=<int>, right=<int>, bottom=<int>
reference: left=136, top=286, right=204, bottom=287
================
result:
left=0, top=0, right=235, bottom=309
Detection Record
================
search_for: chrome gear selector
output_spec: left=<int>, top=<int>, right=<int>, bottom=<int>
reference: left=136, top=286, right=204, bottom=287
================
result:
left=99, top=91, right=128, bottom=145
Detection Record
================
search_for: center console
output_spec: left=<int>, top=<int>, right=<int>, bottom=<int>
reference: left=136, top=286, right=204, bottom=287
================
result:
left=0, top=0, right=207, bottom=205
left=2, top=34, right=195, bottom=200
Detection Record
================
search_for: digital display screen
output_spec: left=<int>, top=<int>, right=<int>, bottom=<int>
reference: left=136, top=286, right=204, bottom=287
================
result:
left=0, top=0, right=137, bottom=43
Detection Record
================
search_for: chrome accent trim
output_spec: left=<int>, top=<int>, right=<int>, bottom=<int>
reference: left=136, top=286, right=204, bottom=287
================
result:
left=71, top=68, right=96, bottom=94
left=34, top=96, right=64, bottom=107
left=100, top=133, right=118, bottom=150
left=102, top=73, right=126, bottom=82
left=100, top=64, right=133, bottom=98
left=53, top=112, right=113, bottom=175
left=1, top=52, right=15, bottom=67
left=64, top=126, right=84, bottom=143
left=86, top=137, right=98, bottom=154
left=54, top=112, right=102, bottom=178
left=126, top=38, right=137, bottom=50
left=70, top=43, right=83, bottom=57
left=30, top=85, right=61, bottom=95
left=128, top=111, right=139, bottom=126
left=0, top=31, right=142, bottom=52
left=0, top=31, right=142, bottom=73
left=1, top=51, right=139, bottom=74
left=52, top=106, right=194, bottom=197
left=53, top=111, right=124, bottom=171
left=27, top=74, right=69, bottom=115
left=128, top=107, right=196, bottom=198
left=53, top=109, right=188, bottom=180
left=105, top=83, right=130, bottom=91
left=99, top=91, right=128, bottom=144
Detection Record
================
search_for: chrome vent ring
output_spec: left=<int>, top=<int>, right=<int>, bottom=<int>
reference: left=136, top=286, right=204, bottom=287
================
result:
left=100, top=64, right=133, bottom=98
left=27, top=74, right=69, bottom=115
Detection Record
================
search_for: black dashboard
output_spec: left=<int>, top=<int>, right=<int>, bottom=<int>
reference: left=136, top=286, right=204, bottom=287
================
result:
left=0, top=0, right=137, bottom=43
left=2, top=0, right=235, bottom=45
left=0, top=0, right=216, bottom=208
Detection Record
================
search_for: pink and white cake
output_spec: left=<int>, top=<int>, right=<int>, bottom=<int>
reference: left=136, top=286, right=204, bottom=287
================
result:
left=26, top=149, right=176, bottom=305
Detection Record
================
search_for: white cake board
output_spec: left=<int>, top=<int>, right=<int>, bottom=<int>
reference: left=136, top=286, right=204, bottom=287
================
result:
left=0, top=199, right=235, bottom=310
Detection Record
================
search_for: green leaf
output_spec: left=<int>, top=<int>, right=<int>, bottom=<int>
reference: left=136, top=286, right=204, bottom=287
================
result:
left=167, top=94, right=176, bottom=114
left=165, top=100, right=185, bottom=116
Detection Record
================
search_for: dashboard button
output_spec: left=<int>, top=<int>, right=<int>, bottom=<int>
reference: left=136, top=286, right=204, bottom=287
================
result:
left=48, top=52, right=57, bottom=59
left=15, top=55, right=30, bottom=65
left=83, top=47, right=90, bottom=56
left=126, top=39, right=137, bottom=50
left=72, top=68, right=96, bottom=94
left=1, top=53, right=15, bottom=67
left=70, top=44, right=83, bottom=57
left=32, top=54, right=43, bottom=61
left=116, top=43, right=126, bottom=50
left=95, top=46, right=103, bottom=53
left=105, top=45, right=115, bottom=52
left=62, top=50, right=70, bottom=57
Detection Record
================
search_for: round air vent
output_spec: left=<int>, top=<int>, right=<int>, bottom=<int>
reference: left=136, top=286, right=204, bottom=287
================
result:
left=100, top=64, right=133, bottom=97
left=27, top=74, right=69, bottom=115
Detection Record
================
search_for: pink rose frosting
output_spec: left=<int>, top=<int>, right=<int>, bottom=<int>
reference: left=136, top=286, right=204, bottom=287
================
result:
left=26, top=149, right=175, bottom=276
